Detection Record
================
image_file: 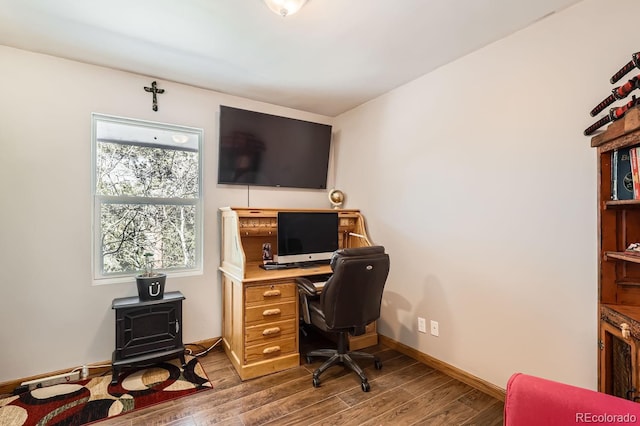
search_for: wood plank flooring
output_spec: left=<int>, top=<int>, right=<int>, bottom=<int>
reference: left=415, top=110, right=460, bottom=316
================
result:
left=96, top=341, right=504, bottom=426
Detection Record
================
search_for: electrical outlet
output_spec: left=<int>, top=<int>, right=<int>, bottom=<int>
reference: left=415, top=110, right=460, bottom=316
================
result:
left=20, top=371, right=80, bottom=390
left=418, top=317, right=427, bottom=333
left=430, top=320, right=439, bottom=337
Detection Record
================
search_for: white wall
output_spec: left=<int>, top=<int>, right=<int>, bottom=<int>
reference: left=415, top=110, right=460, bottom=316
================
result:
left=1, top=0, right=634, bottom=391
left=334, top=0, right=637, bottom=390
left=0, top=46, right=332, bottom=382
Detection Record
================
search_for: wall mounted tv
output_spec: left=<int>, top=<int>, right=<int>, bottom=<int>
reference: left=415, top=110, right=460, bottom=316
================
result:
left=218, top=105, right=333, bottom=189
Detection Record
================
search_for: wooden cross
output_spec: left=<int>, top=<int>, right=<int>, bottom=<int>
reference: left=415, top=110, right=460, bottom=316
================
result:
left=144, top=81, right=165, bottom=111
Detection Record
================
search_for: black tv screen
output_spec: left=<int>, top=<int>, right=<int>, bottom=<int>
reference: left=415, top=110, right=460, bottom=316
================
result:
left=218, top=106, right=332, bottom=189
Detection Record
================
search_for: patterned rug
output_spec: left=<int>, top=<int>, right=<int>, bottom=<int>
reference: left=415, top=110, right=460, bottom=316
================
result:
left=0, top=356, right=212, bottom=426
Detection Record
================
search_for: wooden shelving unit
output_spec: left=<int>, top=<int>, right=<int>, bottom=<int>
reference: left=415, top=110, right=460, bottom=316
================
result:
left=592, top=107, right=640, bottom=400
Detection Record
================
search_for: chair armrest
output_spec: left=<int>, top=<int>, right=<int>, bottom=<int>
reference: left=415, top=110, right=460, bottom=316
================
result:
left=296, top=277, right=320, bottom=296
left=296, top=277, right=319, bottom=325
left=505, top=373, right=640, bottom=426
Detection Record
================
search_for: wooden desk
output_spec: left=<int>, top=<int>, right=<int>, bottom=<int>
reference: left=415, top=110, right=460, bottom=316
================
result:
left=218, top=207, right=377, bottom=380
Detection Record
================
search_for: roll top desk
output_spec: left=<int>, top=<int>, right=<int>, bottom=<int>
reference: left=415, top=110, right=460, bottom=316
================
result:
left=218, top=207, right=377, bottom=380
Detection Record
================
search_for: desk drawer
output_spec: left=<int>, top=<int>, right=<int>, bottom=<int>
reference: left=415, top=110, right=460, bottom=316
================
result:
left=245, top=301, right=296, bottom=326
left=245, top=282, right=296, bottom=305
left=245, top=319, right=297, bottom=344
left=245, top=337, right=297, bottom=364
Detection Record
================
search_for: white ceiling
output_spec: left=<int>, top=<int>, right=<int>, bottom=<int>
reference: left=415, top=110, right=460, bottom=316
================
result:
left=0, top=0, right=582, bottom=116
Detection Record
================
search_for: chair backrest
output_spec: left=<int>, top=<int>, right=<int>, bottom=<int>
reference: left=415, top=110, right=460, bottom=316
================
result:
left=320, top=245, right=390, bottom=332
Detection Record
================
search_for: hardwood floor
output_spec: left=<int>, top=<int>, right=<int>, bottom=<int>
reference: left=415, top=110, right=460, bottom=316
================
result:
left=97, top=340, right=504, bottom=426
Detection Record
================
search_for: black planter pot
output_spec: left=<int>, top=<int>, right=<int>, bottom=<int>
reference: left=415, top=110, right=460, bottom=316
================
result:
left=136, top=273, right=166, bottom=301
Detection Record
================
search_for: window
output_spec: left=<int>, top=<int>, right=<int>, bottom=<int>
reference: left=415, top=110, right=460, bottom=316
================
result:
left=92, top=114, right=203, bottom=281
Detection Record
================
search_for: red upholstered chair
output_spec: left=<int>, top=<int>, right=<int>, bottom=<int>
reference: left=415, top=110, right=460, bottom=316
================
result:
left=504, top=373, right=640, bottom=425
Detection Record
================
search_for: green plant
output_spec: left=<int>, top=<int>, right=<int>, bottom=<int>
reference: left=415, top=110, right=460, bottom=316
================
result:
left=141, top=252, right=156, bottom=277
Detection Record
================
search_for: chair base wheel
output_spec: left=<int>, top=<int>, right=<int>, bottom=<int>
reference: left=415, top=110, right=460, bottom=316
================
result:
left=305, top=333, right=381, bottom=392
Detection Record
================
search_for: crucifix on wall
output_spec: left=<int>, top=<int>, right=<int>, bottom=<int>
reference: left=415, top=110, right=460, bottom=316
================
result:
left=144, top=81, right=165, bottom=111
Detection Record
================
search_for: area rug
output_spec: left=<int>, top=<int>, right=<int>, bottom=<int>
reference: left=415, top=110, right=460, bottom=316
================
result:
left=0, top=356, right=212, bottom=426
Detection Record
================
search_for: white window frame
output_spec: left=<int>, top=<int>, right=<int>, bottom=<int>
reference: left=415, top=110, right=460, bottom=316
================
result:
left=91, top=113, right=203, bottom=284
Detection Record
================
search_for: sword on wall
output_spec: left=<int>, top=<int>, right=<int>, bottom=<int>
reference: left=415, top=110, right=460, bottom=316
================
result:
left=610, top=52, right=640, bottom=84
left=590, top=74, right=640, bottom=117
left=584, top=96, right=640, bottom=136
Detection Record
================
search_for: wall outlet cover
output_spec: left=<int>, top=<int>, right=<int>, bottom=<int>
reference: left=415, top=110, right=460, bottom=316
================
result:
left=430, top=320, right=439, bottom=337
left=418, top=317, right=427, bottom=333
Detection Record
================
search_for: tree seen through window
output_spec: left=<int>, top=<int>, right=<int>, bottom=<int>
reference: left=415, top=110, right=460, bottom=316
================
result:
left=93, top=115, right=202, bottom=278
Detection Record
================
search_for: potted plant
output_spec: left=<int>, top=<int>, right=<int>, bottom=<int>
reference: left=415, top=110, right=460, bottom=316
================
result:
left=135, top=252, right=166, bottom=301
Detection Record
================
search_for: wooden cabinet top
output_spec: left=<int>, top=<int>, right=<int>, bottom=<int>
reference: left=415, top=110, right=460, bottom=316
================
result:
left=243, top=261, right=331, bottom=282
left=220, top=206, right=362, bottom=217
left=591, top=107, right=640, bottom=152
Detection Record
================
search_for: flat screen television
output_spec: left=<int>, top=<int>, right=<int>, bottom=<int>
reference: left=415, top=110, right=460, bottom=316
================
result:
left=276, top=212, right=339, bottom=265
left=218, top=105, right=332, bottom=189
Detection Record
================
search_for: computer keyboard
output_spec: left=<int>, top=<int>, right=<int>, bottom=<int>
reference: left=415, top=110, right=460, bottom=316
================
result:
left=259, top=262, right=297, bottom=270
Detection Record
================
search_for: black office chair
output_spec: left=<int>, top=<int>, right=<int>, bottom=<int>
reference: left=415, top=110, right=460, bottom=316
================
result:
left=297, top=245, right=390, bottom=392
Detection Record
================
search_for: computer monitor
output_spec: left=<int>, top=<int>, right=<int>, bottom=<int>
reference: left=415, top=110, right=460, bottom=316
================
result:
left=276, top=212, right=338, bottom=265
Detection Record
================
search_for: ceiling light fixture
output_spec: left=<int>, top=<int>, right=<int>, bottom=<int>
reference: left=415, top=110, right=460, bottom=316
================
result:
left=263, top=0, right=308, bottom=17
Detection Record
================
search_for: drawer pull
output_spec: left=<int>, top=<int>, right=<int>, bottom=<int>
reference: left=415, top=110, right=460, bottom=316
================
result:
left=263, top=346, right=281, bottom=354
left=263, top=289, right=281, bottom=297
left=622, top=323, right=631, bottom=339
left=262, top=327, right=281, bottom=336
left=262, top=308, right=281, bottom=316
